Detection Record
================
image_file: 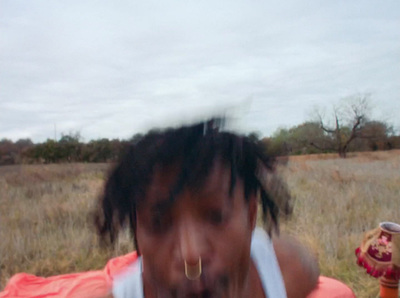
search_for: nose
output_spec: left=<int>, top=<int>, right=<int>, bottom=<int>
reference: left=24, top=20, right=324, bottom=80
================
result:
left=178, top=219, right=202, bottom=266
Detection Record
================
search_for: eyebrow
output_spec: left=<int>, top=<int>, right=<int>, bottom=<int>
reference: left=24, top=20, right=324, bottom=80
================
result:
left=150, top=197, right=174, bottom=214
left=198, top=185, right=231, bottom=198
left=147, top=181, right=233, bottom=214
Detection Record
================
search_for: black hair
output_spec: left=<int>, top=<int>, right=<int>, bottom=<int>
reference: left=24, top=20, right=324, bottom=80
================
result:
left=95, top=118, right=291, bottom=250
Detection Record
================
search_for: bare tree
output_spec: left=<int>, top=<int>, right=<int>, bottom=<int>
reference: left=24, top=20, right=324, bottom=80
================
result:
left=311, top=95, right=370, bottom=158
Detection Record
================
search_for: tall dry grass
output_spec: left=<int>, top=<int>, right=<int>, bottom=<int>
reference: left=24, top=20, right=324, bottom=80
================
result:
left=0, top=163, right=133, bottom=290
left=280, top=150, right=400, bottom=297
left=0, top=151, right=399, bottom=297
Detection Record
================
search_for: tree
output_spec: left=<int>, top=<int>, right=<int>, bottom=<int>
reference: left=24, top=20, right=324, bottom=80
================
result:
left=288, top=122, right=330, bottom=154
left=312, top=95, right=370, bottom=158
left=387, top=135, right=400, bottom=149
left=0, top=138, right=16, bottom=165
left=358, top=121, right=394, bottom=151
left=15, top=138, right=34, bottom=150
left=264, top=128, right=292, bottom=156
left=35, top=139, right=60, bottom=163
left=82, top=139, right=112, bottom=162
left=58, top=131, right=82, bottom=162
left=265, top=122, right=333, bottom=156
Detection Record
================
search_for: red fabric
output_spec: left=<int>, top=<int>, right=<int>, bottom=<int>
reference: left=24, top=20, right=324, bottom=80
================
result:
left=0, top=272, right=111, bottom=298
left=0, top=252, right=137, bottom=298
left=1, top=252, right=355, bottom=298
left=307, top=276, right=356, bottom=298
left=102, top=252, right=138, bottom=277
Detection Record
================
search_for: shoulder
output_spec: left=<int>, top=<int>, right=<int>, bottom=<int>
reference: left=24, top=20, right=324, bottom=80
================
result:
left=272, top=234, right=320, bottom=298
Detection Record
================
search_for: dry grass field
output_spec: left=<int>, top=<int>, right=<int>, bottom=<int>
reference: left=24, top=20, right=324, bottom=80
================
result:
left=0, top=163, right=135, bottom=291
left=1, top=150, right=399, bottom=297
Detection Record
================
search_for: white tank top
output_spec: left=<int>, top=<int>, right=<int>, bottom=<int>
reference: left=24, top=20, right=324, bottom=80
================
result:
left=113, top=228, right=287, bottom=298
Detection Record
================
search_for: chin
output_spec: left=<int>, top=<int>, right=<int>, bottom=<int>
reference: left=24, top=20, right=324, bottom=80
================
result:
left=184, top=290, right=215, bottom=298
left=176, top=273, right=228, bottom=298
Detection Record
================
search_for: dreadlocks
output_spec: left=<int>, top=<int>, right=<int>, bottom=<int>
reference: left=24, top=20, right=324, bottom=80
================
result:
left=95, top=118, right=291, bottom=249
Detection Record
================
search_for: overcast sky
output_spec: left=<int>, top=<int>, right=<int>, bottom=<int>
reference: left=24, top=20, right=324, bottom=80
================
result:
left=1, top=0, right=399, bottom=142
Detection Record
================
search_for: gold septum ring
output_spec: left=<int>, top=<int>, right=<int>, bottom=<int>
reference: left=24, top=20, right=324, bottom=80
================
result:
left=184, top=257, right=202, bottom=280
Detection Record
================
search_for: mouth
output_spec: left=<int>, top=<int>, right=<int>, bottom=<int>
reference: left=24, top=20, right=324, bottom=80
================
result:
left=180, top=271, right=223, bottom=298
left=185, top=289, right=213, bottom=298
left=183, top=278, right=215, bottom=298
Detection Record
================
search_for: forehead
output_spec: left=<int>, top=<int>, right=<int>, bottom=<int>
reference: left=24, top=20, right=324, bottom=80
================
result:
left=141, top=160, right=235, bottom=207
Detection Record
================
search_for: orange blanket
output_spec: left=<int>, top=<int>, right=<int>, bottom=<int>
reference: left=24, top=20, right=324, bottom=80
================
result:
left=0, top=252, right=137, bottom=298
left=1, top=252, right=355, bottom=298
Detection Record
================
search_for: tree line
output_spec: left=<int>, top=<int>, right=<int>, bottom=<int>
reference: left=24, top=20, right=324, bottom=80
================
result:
left=1, top=96, right=399, bottom=165
left=1, top=122, right=398, bottom=166
left=0, top=134, right=130, bottom=165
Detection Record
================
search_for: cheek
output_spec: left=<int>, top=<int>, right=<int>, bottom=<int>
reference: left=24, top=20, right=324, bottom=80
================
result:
left=212, top=208, right=253, bottom=279
left=136, top=225, right=175, bottom=287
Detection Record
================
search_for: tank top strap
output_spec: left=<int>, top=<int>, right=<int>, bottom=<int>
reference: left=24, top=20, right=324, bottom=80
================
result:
left=251, top=228, right=287, bottom=298
left=112, top=256, right=144, bottom=298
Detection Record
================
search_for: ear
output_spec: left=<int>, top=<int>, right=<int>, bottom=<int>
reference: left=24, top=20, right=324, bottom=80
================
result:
left=248, top=194, right=258, bottom=231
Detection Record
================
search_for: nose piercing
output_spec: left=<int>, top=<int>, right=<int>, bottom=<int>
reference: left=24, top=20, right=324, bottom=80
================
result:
left=184, top=257, right=202, bottom=280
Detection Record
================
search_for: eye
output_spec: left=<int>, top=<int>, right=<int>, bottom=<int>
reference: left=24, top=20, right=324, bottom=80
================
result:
left=151, top=216, right=162, bottom=229
left=207, top=210, right=224, bottom=225
left=149, top=213, right=172, bottom=233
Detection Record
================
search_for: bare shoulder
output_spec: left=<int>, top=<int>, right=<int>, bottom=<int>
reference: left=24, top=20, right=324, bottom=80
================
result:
left=272, top=234, right=320, bottom=298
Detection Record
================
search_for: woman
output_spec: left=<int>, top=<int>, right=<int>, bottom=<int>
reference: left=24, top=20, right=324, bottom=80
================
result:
left=96, top=119, right=319, bottom=298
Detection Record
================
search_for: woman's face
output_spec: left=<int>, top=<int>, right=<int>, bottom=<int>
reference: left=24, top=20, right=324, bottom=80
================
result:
left=136, top=161, right=258, bottom=298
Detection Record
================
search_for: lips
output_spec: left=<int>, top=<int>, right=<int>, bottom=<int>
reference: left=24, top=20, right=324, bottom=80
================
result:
left=185, top=289, right=213, bottom=298
left=183, top=276, right=216, bottom=298
left=174, top=268, right=224, bottom=298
